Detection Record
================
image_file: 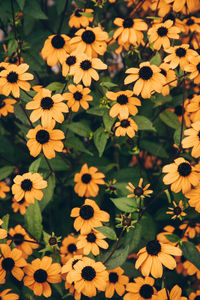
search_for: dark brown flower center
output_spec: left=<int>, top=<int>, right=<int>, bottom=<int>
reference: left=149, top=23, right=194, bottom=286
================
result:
left=18, top=198, right=25, bottom=204
left=80, top=205, right=94, bottom=220
left=174, top=105, right=184, bottom=116
left=120, top=119, right=130, bottom=128
left=48, top=237, right=57, bottom=246
left=139, top=284, right=154, bottom=299
left=81, top=266, right=96, bottom=281
left=163, top=13, right=175, bottom=24
left=117, top=94, right=128, bottom=105
left=51, top=35, right=65, bottom=49
left=80, top=60, right=92, bottom=70
left=13, top=233, right=24, bottom=245
left=197, top=63, right=200, bottom=73
left=40, top=97, right=54, bottom=110
left=178, top=162, right=192, bottom=177
left=123, top=18, right=133, bottom=28
left=0, top=67, right=5, bottom=72
left=2, top=258, right=15, bottom=271
left=67, top=243, right=77, bottom=253
left=109, top=272, right=119, bottom=283
left=186, top=18, right=194, bottom=26
left=174, top=206, right=182, bottom=215
left=160, top=68, right=167, bottom=77
left=66, top=56, right=76, bottom=66
left=194, top=296, right=200, bottom=300
left=139, top=66, right=153, bottom=80
left=21, top=179, right=33, bottom=191
left=189, top=221, right=196, bottom=228
left=134, top=187, right=143, bottom=196
left=34, top=269, right=48, bottom=283
left=82, top=30, right=95, bottom=44
left=7, top=71, right=18, bottom=83
left=81, top=173, right=92, bottom=184
left=176, top=47, right=186, bottom=58
left=72, top=259, right=80, bottom=268
left=74, top=91, right=83, bottom=101
left=157, top=26, right=168, bottom=37
left=86, top=233, right=96, bottom=243
left=36, top=129, right=50, bottom=144
left=188, top=94, right=193, bottom=99
left=146, top=240, right=161, bottom=255
left=0, top=101, right=5, bottom=109
left=75, top=9, right=82, bottom=17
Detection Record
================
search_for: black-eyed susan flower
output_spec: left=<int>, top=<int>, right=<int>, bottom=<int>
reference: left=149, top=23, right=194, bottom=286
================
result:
left=151, top=0, right=171, bottom=17
left=26, top=120, right=65, bottom=159
left=183, top=259, right=200, bottom=279
left=126, top=178, right=153, bottom=199
left=182, top=16, right=200, bottom=34
left=61, top=255, right=83, bottom=278
left=0, top=244, right=26, bottom=284
left=74, top=163, right=105, bottom=198
left=23, top=256, right=61, bottom=297
left=0, top=63, right=33, bottom=98
left=135, top=239, right=182, bottom=278
left=157, top=225, right=187, bottom=245
left=157, top=285, right=187, bottom=300
left=124, top=276, right=159, bottom=300
left=114, top=117, right=138, bottom=138
left=63, top=84, right=93, bottom=112
left=165, top=0, right=200, bottom=13
left=26, top=88, right=68, bottom=127
left=184, top=55, right=200, bottom=85
left=186, top=94, right=200, bottom=123
left=70, top=199, right=110, bottom=234
left=166, top=200, right=186, bottom=220
left=175, top=255, right=188, bottom=276
left=11, top=197, right=30, bottom=215
left=12, top=172, right=47, bottom=204
left=189, top=290, right=200, bottom=300
left=105, top=267, right=129, bottom=298
left=148, top=20, right=180, bottom=50
left=113, top=17, right=147, bottom=46
left=0, top=181, right=10, bottom=199
left=162, top=157, right=199, bottom=194
left=0, top=96, right=16, bottom=118
left=0, top=219, right=7, bottom=240
left=159, top=63, right=177, bottom=96
left=106, top=90, right=141, bottom=119
left=70, top=26, right=108, bottom=57
left=164, top=44, right=198, bottom=70
left=182, top=121, right=200, bottom=158
left=185, top=184, right=200, bottom=212
left=41, top=34, right=70, bottom=66
left=60, top=52, right=78, bottom=77
left=0, top=289, right=19, bottom=300
left=179, top=221, right=200, bottom=239
left=77, top=229, right=108, bottom=256
left=0, top=62, right=9, bottom=73
left=70, top=53, right=107, bottom=86
left=8, top=225, right=38, bottom=258
left=67, top=257, right=108, bottom=297
left=124, top=62, right=166, bottom=99
left=69, top=8, right=94, bottom=28
left=60, top=235, right=82, bottom=265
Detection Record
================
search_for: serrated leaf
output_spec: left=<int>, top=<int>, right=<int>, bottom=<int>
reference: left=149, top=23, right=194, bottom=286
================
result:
left=180, top=241, right=200, bottom=270
left=95, top=226, right=117, bottom=240
left=39, top=174, right=55, bottom=211
left=110, top=197, right=137, bottom=213
left=159, top=110, right=180, bottom=129
left=29, top=157, right=42, bottom=173
left=46, top=82, right=64, bottom=91
left=94, top=127, right=109, bottom=157
left=134, top=116, right=156, bottom=132
left=165, top=234, right=180, bottom=243
left=25, top=201, right=43, bottom=240
left=0, top=166, right=14, bottom=180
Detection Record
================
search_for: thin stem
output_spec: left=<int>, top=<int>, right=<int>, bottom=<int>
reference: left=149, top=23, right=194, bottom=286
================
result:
left=57, top=0, right=69, bottom=34
left=61, top=81, right=68, bottom=94
left=178, top=74, right=186, bottom=152
left=130, top=0, right=146, bottom=16
left=18, top=100, right=34, bottom=128
left=163, top=274, right=170, bottom=300
left=103, top=228, right=125, bottom=265
left=93, top=81, right=104, bottom=97
left=10, top=0, right=21, bottom=63
left=44, top=155, right=54, bottom=174
left=155, top=0, right=161, bottom=16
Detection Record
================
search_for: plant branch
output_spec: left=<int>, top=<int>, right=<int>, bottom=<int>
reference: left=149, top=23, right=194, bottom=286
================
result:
left=103, top=228, right=125, bottom=265
left=10, top=0, right=21, bottom=63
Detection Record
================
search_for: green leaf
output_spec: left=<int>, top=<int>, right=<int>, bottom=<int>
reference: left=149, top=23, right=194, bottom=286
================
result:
left=95, top=226, right=117, bottom=240
left=165, top=234, right=180, bottom=243
left=87, top=106, right=107, bottom=116
left=80, top=12, right=93, bottom=18
left=67, top=122, right=91, bottom=137
left=180, top=241, right=200, bottom=270
left=17, top=0, right=25, bottom=10
left=140, top=140, right=168, bottom=158
left=23, top=0, right=47, bottom=19
left=103, top=110, right=115, bottom=131
left=46, top=82, right=65, bottom=91
left=159, top=110, right=180, bottom=129
left=134, top=116, right=156, bottom=132
left=101, top=82, right=117, bottom=88
left=2, top=214, right=9, bottom=231
left=54, top=0, right=66, bottom=14
left=104, top=245, right=130, bottom=269
left=39, top=174, right=55, bottom=211
left=29, top=157, right=42, bottom=173
left=0, top=166, right=14, bottom=180
left=110, top=197, right=137, bottom=213
left=174, top=126, right=181, bottom=146
left=153, top=94, right=172, bottom=107
left=7, top=40, right=18, bottom=56
left=25, top=201, right=43, bottom=241
left=150, top=52, right=162, bottom=66
left=125, top=224, right=142, bottom=253
left=65, top=135, right=93, bottom=156
left=94, top=127, right=109, bottom=157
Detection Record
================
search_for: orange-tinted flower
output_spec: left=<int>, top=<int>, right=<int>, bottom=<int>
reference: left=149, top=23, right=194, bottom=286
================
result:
left=105, top=267, right=129, bottom=298
left=69, top=8, right=93, bottom=28
left=0, top=219, right=7, bottom=240
left=126, top=178, right=153, bottom=199
left=74, top=163, right=105, bottom=198
left=165, top=0, right=200, bottom=13
left=0, top=181, right=10, bottom=199
left=182, top=121, right=200, bottom=158
left=11, top=197, right=30, bottom=215
left=179, top=221, right=200, bottom=239
left=166, top=200, right=186, bottom=220
left=189, top=290, right=200, bottom=300
left=183, top=246, right=200, bottom=279
left=70, top=199, right=110, bottom=234
left=185, top=184, right=200, bottom=212
left=0, top=96, right=16, bottom=118
left=157, top=285, right=187, bottom=300
left=60, top=235, right=82, bottom=265
left=159, top=62, right=177, bottom=96
left=186, top=94, right=200, bottom=123
left=114, top=117, right=138, bottom=138
left=60, top=52, right=78, bottom=77
left=184, top=55, right=200, bottom=84
left=0, top=289, right=19, bottom=300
